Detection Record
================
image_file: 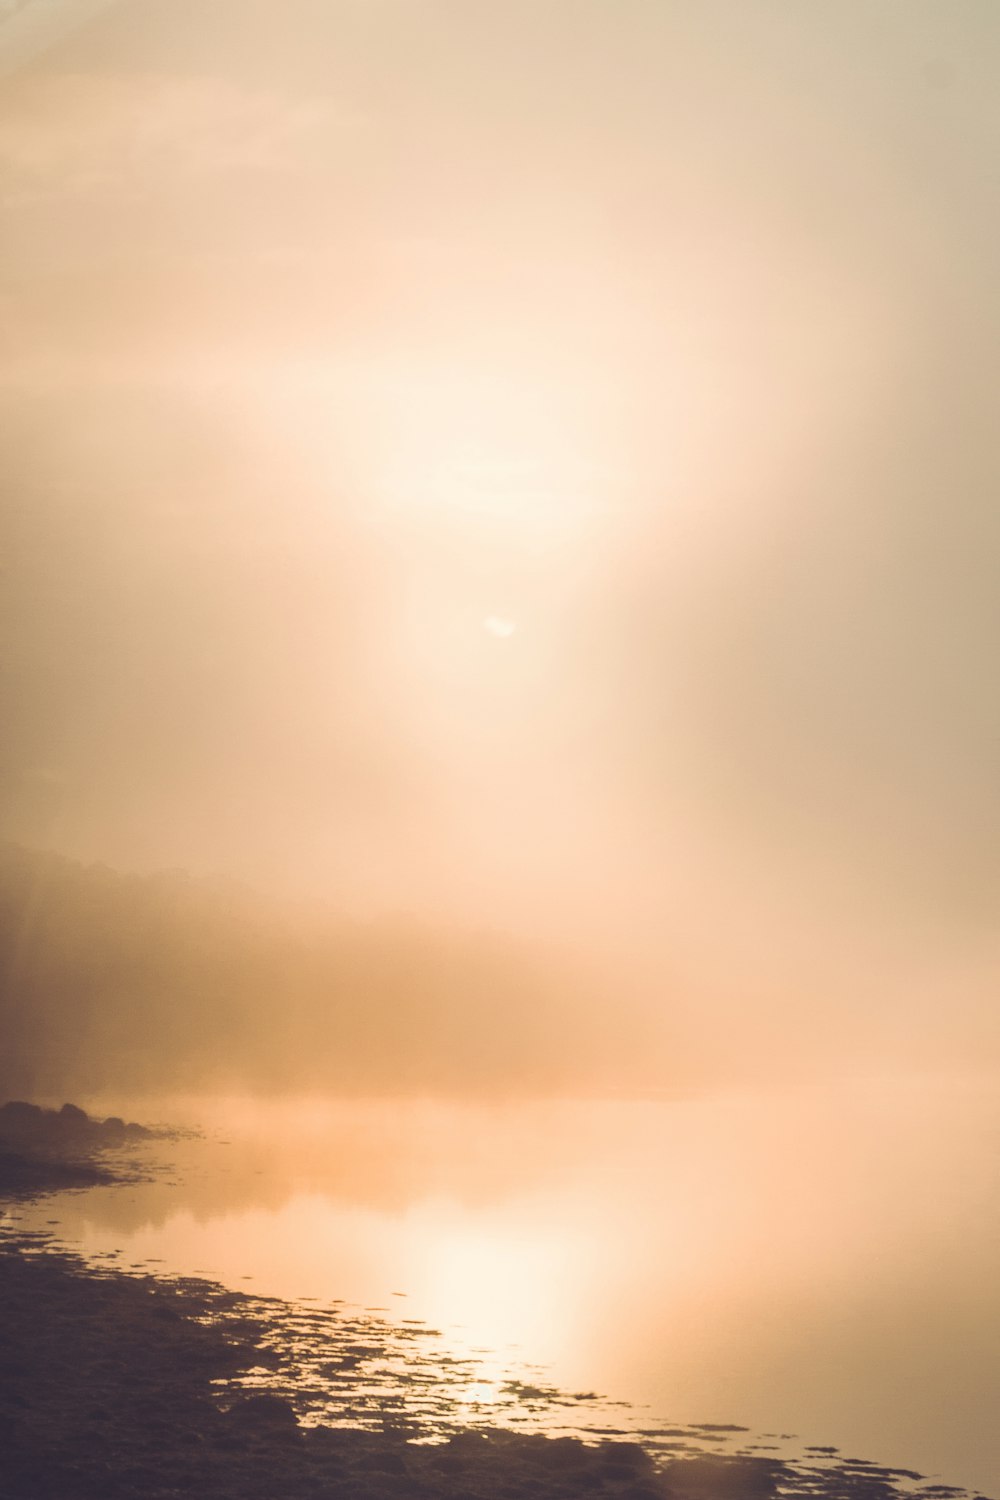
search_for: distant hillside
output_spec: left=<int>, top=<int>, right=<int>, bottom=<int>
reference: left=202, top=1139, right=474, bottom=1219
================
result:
left=0, top=844, right=657, bottom=1101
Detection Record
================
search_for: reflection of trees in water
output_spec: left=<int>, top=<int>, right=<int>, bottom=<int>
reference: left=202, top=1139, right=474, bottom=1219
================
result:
left=21, top=1093, right=634, bottom=1237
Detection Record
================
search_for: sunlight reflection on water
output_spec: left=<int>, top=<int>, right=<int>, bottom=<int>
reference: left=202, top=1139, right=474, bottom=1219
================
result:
left=7, top=1078, right=1000, bottom=1497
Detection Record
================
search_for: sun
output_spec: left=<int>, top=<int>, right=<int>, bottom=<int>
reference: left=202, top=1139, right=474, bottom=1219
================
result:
left=483, top=615, right=517, bottom=638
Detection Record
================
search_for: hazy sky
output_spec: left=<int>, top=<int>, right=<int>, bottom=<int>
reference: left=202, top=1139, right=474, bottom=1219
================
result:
left=2, top=1, right=998, bottom=1064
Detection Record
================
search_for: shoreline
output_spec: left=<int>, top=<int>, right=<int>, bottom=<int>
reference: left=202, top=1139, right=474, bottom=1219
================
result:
left=1, top=1228, right=792, bottom=1500
left=0, top=1104, right=989, bottom=1500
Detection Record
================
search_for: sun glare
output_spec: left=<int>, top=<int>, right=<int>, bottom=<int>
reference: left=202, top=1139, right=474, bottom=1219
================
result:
left=371, top=362, right=607, bottom=547
left=484, top=615, right=517, bottom=638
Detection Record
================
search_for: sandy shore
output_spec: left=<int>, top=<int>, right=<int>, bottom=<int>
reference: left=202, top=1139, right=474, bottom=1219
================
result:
left=0, top=1106, right=983, bottom=1500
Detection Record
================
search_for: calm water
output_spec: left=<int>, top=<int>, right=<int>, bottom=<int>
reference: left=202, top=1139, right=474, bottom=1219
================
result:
left=6, top=1076, right=1000, bottom=1496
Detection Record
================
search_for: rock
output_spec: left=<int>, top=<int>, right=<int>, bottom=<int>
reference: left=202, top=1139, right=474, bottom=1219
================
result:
left=662, top=1456, right=784, bottom=1498
left=598, top=1441, right=656, bottom=1480
left=528, top=1435, right=592, bottom=1472
left=225, top=1393, right=300, bottom=1439
left=0, top=1102, right=43, bottom=1124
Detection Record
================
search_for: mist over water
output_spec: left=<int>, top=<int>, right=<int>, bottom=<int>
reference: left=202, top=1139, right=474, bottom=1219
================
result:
left=10, top=1085, right=1000, bottom=1495
left=2, top=4, right=999, bottom=1497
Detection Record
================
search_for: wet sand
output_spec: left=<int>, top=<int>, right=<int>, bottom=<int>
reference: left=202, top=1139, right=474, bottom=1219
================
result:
left=0, top=1107, right=987, bottom=1500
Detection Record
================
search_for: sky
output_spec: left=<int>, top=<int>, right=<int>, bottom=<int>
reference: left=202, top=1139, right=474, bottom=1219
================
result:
left=2, top=1, right=999, bottom=1079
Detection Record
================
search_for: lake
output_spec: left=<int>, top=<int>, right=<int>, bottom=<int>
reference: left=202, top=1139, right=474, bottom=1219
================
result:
left=5, top=1075, right=999, bottom=1496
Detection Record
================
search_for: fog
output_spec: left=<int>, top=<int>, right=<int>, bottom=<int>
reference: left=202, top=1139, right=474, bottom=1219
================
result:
left=2, top=1, right=999, bottom=1101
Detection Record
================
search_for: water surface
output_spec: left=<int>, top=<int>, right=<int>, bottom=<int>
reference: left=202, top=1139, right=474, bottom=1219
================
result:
left=6, top=1076, right=999, bottom=1495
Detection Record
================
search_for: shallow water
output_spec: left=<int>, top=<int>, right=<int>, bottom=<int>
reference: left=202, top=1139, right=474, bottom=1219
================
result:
left=5, top=1076, right=1000, bottom=1496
